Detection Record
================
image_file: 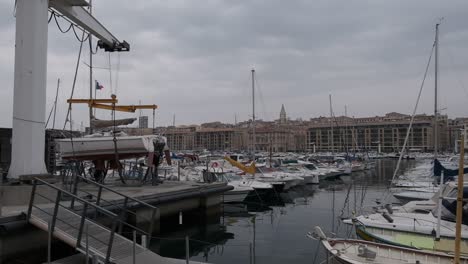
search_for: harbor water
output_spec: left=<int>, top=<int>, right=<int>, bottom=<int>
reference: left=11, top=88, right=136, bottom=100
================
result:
left=149, top=159, right=419, bottom=263
left=0, top=159, right=419, bottom=264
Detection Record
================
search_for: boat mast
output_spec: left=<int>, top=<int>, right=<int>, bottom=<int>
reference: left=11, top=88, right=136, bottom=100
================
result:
left=329, top=94, right=334, bottom=154
left=344, top=105, right=348, bottom=154
left=251, top=69, right=256, bottom=158
left=435, top=22, right=443, bottom=241
left=454, top=134, right=465, bottom=264
left=434, top=22, right=439, bottom=159
left=88, top=0, right=93, bottom=135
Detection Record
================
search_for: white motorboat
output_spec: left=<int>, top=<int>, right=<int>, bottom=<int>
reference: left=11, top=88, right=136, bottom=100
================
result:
left=336, top=159, right=352, bottom=175
left=257, top=167, right=303, bottom=191
left=344, top=211, right=468, bottom=239
left=281, top=165, right=320, bottom=184
left=391, top=186, right=438, bottom=202
left=181, top=167, right=271, bottom=202
left=223, top=184, right=253, bottom=203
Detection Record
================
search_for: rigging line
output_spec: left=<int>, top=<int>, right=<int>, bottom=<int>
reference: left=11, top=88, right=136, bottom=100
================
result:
left=108, top=53, right=113, bottom=96
left=445, top=45, right=468, bottom=102
left=63, top=30, right=86, bottom=130
left=71, top=24, right=90, bottom=43
left=63, top=32, right=86, bottom=163
left=13, top=116, right=44, bottom=125
left=48, top=11, right=53, bottom=23
left=115, top=53, right=120, bottom=95
left=53, top=13, right=89, bottom=43
left=91, top=43, right=99, bottom=55
left=254, top=75, right=269, bottom=121
left=312, top=239, right=321, bottom=264
left=387, top=41, right=435, bottom=194
left=53, top=13, right=73, bottom=33
left=45, top=102, right=55, bottom=128
left=336, top=182, right=353, bottom=232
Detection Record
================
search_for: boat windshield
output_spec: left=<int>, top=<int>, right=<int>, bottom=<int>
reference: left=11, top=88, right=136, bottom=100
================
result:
left=282, top=167, right=300, bottom=172
left=226, top=173, right=242, bottom=181
left=304, top=164, right=317, bottom=170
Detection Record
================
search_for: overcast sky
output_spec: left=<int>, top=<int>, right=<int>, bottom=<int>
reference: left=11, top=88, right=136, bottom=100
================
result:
left=1, top=0, right=468, bottom=129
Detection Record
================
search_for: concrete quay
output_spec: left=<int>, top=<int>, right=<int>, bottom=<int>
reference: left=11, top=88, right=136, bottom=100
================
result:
left=0, top=179, right=231, bottom=263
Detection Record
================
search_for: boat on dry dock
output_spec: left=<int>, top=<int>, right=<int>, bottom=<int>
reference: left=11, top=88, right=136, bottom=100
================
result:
left=57, top=132, right=168, bottom=160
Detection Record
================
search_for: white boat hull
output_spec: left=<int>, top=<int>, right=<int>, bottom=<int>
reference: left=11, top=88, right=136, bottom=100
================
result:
left=57, top=135, right=166, bottom=160
left=223, top=190, right=250, bottom=203
left=321, top=238, right=468, bottom=264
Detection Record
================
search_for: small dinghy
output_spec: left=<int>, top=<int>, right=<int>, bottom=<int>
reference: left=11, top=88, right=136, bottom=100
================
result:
left=308, top=226, right=468, bottom=264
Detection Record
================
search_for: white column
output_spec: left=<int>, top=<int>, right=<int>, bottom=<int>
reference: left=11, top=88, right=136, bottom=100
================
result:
left=8, top=0, right=49, bottom=179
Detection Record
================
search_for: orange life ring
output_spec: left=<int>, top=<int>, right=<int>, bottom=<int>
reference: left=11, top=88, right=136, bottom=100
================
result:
left=211, top=161, right=219, bottom=168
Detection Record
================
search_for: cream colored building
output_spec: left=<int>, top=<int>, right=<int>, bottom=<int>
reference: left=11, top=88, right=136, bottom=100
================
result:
left=306, top=112, right=448, bottom=152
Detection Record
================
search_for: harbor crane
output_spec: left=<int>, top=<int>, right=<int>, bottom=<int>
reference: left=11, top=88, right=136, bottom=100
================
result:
left=8, top=0, right=129, bottom=179
left=67, top=94, right=158, bottom=113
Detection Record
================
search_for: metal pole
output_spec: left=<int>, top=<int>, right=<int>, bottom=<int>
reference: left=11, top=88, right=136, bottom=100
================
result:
left=52, top=78, right=60, bottom=129
left=27, top=180, right=37, bottom=220
left=434, top=23, right=439, bottom=159
left=253, top=215, right=256, bottom=264
left=88, top=0, right=93, bottom=135
left=178, top=161, right=180, bottom=181
left=344, top=105, right=348, bottom=153
left=249, top=243, right=252, bottom=264
left=48, top=221, right=52, bottom=264
left=106, top=219, right=118, bottom=263
left=141, top=235, right=147, bottom=248
left=185, top=236, right=190, bottom=264
left=329, top=94, right=334, bottom=154
left=454, top=134, right=464, bottom=264
left=85, top=224, right=89, bottom=264
left=251, top=69, right=256, bottom=157
left=436, top=171, right=444, bottom=240
left=133, top=231, right=136, bottom=264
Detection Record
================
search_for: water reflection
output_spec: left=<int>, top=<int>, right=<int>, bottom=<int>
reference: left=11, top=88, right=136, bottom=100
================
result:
left=149, top=159, right=421, bottom=264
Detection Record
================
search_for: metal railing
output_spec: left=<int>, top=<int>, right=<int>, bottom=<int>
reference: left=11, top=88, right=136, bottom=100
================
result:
left=68, top=175, right=159, bottom=242
left=27, top=178, right=120, bottom=263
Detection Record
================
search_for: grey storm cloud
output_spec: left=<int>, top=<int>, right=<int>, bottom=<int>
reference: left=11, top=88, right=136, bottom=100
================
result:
left=0, top=0, right=468, bottom=129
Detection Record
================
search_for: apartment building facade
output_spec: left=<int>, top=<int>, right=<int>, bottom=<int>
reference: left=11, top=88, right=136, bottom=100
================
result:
left=306, top=112, right=449, bottom=152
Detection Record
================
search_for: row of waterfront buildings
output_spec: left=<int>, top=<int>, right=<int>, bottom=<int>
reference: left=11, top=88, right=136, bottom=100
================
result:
left=127, top=106, right=468, bottom=153
left=0, top=107, right=465, bottom=173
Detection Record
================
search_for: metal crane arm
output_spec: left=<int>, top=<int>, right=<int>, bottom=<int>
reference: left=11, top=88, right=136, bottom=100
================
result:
left=91, top=103, right=158, bottom=113
left=49, top=0, right=129, bottom=52
left=67, top=98, right=118, bottom=104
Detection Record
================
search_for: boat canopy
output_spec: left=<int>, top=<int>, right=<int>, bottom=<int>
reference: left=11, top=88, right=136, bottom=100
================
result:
left=434, top=185, right=468, bottom=224
left=433, top=159, right=468, bottom=179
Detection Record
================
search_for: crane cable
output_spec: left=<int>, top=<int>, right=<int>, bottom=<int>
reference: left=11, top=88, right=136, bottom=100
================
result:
left=60, top=29, right=87, bottom=179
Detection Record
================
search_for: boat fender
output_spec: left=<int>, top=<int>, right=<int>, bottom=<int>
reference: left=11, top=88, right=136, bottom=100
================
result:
left=385, top=204, right=393, bottom=214
left=313, top=226, right=327, bottom=240
left=357, top=245, right=376, bottom=260
left=382, top=212, right=394, bottom=223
